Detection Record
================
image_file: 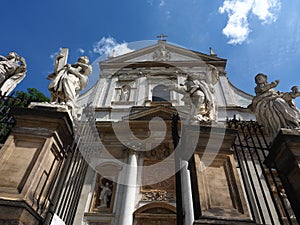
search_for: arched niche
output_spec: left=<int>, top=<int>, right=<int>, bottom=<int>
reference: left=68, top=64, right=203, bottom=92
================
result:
left=90, top=162, right=122, bottom=212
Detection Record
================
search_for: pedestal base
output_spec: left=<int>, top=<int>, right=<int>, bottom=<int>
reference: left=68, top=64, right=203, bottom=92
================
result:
left=0, top=106, right=74, bottom=224
left=265, top=128, right=300, bottom=223
left=0, top=199, right=42, bottom=225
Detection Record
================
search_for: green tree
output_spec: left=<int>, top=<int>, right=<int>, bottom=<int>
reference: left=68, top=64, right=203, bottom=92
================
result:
left=0, top=88, right=49, bottom=143
left=14, top=88, right=49, bottom=107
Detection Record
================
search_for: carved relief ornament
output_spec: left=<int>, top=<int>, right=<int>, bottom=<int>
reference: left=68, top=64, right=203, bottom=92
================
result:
left=153, top=45, right=171, bottom=61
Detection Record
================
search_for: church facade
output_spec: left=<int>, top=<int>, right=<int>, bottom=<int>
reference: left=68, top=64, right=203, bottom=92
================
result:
left=74, top=39, right=253, bottom=225
left=0, top=40, right=299, bottom=225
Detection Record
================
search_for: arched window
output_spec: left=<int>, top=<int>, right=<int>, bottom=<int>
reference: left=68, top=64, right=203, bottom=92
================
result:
left=152, top=84, right=170, bottom=102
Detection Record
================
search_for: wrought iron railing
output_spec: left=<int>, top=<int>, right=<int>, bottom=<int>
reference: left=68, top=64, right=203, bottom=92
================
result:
left=44, top=104, right=100, bottom=225
left=227, top=117, right=298, bottom=225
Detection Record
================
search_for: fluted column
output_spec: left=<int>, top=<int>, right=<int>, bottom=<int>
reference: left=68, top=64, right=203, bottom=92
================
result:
left=181, top=160, right=194, bottom=225
left=119, top=150, right=138, bottom=225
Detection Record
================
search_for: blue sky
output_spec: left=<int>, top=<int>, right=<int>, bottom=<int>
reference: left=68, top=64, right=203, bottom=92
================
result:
left=1, top=0, right=300, bottom=106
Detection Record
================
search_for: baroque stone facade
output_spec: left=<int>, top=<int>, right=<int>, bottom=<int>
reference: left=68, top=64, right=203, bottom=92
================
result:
left=1, top=39, right=299, bottom=225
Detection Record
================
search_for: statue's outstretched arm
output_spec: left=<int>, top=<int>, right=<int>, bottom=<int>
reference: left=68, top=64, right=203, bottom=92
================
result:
left=255, top=80, right=279, bottom=94
left=290, top=86, right=300, bottom=99
left=67, top=65, right=82, bottom=77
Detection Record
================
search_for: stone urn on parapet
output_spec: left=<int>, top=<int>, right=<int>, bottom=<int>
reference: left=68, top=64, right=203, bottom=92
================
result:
left=46, top=48, right=92, bottom=118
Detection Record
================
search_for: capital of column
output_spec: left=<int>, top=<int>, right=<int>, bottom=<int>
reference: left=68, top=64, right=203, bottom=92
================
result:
left=124, top=148, right=145, bottom=158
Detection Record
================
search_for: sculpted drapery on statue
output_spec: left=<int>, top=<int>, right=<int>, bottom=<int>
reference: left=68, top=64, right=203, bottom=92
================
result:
left=168, top=66, right=218, bottom=122
left=250, top=73, right=300, bottom=139
left=0, top=52, right=26, bottom=96
left=48, top=48, right=92, bottom=109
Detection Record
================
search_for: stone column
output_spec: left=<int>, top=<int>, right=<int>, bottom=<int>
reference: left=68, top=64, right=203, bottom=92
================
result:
left=119, top=150, right=138, bottom=225
left=181, top=160, right=194, bottom=225
left=265, top=128, right=300, bottom=223
left=0, top=106, right=73, bottom=225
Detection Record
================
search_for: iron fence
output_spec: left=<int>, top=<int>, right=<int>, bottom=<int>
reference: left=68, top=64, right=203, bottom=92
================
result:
left=228, top=117, right=298, bottom=225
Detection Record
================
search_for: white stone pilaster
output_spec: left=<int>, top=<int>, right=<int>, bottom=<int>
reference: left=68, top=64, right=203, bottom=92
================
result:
left=119, top=150, right=138, bottom=225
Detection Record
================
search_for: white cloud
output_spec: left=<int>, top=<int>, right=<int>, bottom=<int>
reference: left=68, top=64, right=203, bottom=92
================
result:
left=77, top=48, right=85, bottom=54
left=159, top=0, right=166, bottom=7
left=147, top=0, right=154, bottom=5
left=166, top=10, right=171, bottom=20
left=219, top=0, right=281, bottom=45
left=93, top=37, right=134, bottom=58
left=252, top=0, right=281, bottom=23
left=50, top=47, right=63, bottom=59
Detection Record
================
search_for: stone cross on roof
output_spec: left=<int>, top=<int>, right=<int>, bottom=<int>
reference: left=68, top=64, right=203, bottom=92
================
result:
left=156, top=34, right=168, bottom=41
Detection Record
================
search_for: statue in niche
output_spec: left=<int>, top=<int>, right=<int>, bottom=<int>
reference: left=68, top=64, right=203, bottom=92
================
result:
left=48, top=48, right=92, bottom=110
left=119, top=85, right=131, bottom=101
left=0, top=52, right=26, bottom=96
left=98, top=181, right=113, bottom=208
left=168, top=74, right=215, bottom=121
left=249, top=73, right=300, bottom=140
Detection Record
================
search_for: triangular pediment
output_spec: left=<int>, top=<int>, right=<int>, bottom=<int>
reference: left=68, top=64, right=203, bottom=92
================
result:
left=100, top=41, right=226, bottom=69
left=123, top=105, right=187, bottom=121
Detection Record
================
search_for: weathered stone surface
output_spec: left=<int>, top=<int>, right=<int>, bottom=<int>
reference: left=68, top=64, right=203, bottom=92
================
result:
left=250, top=73, right=300, bottom=141
left=0, top=107, right=74, bottom=224
left=0, top=200, right=41, bottom=225
left=194, top=217, right=259, bottom=225
left=265, top=128, right=300, bottom=223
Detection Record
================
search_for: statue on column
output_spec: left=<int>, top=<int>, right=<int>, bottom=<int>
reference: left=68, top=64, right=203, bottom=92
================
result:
left=48, top=48, right=92, bottom=110
left=0, top=52, right=27, bottom=96
left=181, top=74, right=208, bottom=118
left=250, top=73, right=300, bottom=140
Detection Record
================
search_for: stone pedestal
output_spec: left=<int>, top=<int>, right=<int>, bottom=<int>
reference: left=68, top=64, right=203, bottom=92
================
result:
left=0, top=106, right=74, bottom=225
left=265, top=128, right=300, bottom=223
left=182, top=124, right=254, bottom=224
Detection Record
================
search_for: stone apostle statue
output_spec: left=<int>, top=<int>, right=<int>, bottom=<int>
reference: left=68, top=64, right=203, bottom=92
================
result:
left=168, top=74, right=214, bottom=121
left=48, top=49, right=92, bottom=109
left=98, top=182, right=112, bottom=208
left=0, top=52, right=26, bottom=96
left=250, top=73, right=300, bottom=140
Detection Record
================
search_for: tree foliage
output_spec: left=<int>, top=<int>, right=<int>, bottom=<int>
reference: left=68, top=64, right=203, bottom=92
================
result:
left=0, top=88, right=49, bottom=143
left=14, top=88, right=49, bottom=107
